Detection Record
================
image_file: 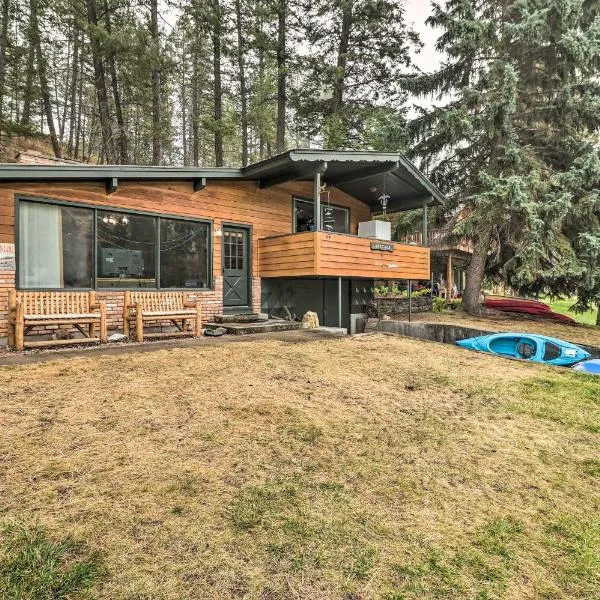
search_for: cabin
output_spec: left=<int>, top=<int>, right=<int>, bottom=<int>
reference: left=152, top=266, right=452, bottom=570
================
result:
left=0, top=149, right=444, bottom=342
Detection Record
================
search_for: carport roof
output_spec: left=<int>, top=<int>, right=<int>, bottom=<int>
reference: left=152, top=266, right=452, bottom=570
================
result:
left=0, top=149, right=444, bottom=210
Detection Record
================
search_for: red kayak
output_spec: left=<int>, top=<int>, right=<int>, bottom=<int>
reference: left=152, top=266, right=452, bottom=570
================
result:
left=483, top=296, right=577, bottom=324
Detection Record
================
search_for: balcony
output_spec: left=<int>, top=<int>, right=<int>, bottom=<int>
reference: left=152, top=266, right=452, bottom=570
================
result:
left=257, top=231, right=430, bottom=280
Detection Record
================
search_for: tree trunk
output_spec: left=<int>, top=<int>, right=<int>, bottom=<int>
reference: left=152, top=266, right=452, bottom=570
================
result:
left=21, top=33, right=36, bottom=126
left=105, top=0, right=129, bottom=164
left=212, top=0, right=223, bottom=167
left=150, top=0, right=161, bottom=165
left=86, top=0, right=113, bottom=163
left=31, top=0, right=61, bottom=157
left=235, top=0, right=248, bottom=166
left=258, top=15, right=265, bottom=159
left=73, top=47, right=84, bottom=159
left=58, top=37, right=71, bottom=142
left=67, top=30, right=80, bottom=156
left=596, top=305, right=600, bottom=327
left=275, top=0, right=286, bottom=154
left=181, top=55, right=187, bottom=166
left=328, top=0, right=351, bottom=147
left=462, top=234, right=490, bottom=313
left=191, top=44, right=199, bottom=167
left=0, top=0, right=10, bottom=126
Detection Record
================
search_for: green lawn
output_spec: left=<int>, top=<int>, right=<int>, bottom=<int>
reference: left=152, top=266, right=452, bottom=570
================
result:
left=546, top=298, right=599, bottom=326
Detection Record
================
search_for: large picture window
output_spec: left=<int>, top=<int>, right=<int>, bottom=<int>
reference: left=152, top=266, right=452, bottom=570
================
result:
left=293, top=197, right=349, bottom=234
left=18, top=201, right=94, bottom=288
left=97, top=211, right=156, bottom=288
left=160, top=219, right=210, bottom=288
left=17, top=198, right=212, bottom=290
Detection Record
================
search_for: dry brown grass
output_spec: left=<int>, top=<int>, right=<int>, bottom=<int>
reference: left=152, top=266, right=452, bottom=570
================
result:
left=0, top=335, right=598, bottom=599
left=411, top=310, right=600, bottom=347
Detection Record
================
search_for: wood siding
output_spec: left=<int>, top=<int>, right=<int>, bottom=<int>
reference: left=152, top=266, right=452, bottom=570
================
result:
left=0, top=179, right=371, bottom=277
left=259, top=231, right=431, bottom=280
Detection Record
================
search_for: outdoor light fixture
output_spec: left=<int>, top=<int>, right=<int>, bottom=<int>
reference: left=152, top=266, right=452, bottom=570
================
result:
left=369, top=186, right=378, bottom=193
left=377, top=175, right=391, bottom=216
left=214, top=225, right=222, bottom=237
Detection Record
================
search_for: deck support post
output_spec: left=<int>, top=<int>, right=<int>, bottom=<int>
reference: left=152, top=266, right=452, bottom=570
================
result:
left=446, top=253, right=453, bottom=300
left=408, top=279, right=412, bottom=322
left=338, top=276, right=342, bottom=328
left=422, top=197, right=430, bottom=246
left=313, top=161, right=327, bottom=231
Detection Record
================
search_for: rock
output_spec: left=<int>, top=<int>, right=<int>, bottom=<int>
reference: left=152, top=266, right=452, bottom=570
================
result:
left=108, top=333, right=128, bottom=342
left=204, top=327, right=227, bottom=337
left=52, top=328, right=74, bottom=340
left=382, top=314, right=392, bottom=320
left=302, top=311, right=319, bottom=329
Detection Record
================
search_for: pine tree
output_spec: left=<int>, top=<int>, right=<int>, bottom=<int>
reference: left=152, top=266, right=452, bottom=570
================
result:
left=297, top=0, right=417, bottom=149
left=407, top=0, right=600, bottom=315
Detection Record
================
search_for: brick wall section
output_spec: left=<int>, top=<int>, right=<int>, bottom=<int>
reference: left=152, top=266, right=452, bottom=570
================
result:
left=0, top=269, right=14, bottom=337
left=252, top=277, right=262, bottom=314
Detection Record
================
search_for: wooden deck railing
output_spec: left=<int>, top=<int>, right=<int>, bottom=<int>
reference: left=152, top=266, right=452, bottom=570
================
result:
left=398, top=229, right=473, bottom=253
left=258, top=231, right=430, bottom=280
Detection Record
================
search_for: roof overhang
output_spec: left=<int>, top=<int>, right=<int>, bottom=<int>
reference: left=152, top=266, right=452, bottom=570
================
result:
left=0, top=149, right=445, bottom=210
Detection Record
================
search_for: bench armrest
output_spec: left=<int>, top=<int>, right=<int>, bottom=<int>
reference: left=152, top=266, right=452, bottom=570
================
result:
left=183, top=299, right=200, bottom=308
left=90, top=299, right=106, bottom=311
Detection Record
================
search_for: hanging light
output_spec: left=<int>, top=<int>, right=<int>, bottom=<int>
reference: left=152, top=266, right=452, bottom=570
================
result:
left=121, top=215, right=129, bottom=225
left=377, top=174, right=391, bottom=216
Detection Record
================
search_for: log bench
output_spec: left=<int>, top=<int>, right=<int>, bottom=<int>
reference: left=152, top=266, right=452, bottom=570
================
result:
left=123, top=291, right=202, bottom=342
left=8, top=290, right=107, bottom=351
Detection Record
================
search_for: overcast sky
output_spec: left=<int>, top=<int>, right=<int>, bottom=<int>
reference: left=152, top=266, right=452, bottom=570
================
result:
left=404, top=0, right=443, bottom=72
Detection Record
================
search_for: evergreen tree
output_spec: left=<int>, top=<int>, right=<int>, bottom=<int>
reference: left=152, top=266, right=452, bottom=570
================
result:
left=296, top=0, right=417, bottom=149
left=407, top=0, right=600, bottom=315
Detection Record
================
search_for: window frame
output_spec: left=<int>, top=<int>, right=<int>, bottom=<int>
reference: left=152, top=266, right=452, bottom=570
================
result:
left=15, top=195, right=214, bottom=292
left=292, top=195, right=350, bottom=234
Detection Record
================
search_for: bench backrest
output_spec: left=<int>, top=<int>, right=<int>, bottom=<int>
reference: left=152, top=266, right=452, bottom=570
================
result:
left=126, top=291, right=188, bottom=312
left=9, top=290, right=94, bottom=315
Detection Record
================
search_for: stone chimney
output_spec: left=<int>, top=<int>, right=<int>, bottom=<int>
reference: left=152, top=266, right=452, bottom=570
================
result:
left=15, top=150, right=81, bottom=165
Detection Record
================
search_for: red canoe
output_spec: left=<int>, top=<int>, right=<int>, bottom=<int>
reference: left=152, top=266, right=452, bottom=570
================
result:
left=483, top=296, right=577, bottom=324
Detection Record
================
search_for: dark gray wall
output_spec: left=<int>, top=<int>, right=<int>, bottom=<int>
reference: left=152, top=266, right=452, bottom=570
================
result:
left=261, top=278, right=375, bottom=329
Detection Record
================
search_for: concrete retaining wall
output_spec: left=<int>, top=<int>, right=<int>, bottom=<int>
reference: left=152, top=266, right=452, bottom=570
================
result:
left=377, top=319, right=600, bottom=359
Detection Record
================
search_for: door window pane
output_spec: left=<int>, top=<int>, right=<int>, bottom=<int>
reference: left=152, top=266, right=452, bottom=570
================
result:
left=294, top=198, right=349, bottom=234
left=160, top=218, right=210, bottom=288
left=224, top=230, right=245, bottom=271
left=97, top=211, right=156, bottom=288
left=18, top=201, right=93, bottom=288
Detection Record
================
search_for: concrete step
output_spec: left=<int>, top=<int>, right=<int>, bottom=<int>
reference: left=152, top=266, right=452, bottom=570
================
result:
left=214, top=313, right=267, bottom=324
left=204, top=319, right=302, bottom=335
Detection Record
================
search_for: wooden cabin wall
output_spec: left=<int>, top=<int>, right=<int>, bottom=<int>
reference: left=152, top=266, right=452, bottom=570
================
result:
left=0, top=180, right=371, bottom=337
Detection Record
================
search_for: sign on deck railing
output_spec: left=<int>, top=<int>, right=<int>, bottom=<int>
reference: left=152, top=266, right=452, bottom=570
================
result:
left=370, top=241, right=394, bottom=252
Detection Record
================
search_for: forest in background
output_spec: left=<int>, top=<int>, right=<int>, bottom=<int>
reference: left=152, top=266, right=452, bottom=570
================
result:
left=0, top=0, right=598, bottom=317
left=0, top=0, right=417, bottom=167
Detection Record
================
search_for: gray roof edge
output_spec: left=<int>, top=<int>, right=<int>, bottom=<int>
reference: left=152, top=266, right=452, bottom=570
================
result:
left=396, top=155, right=446, bottom=204
left=0, top=164, right=243, bottom=179
left=0, top=150, right=446, bottom=204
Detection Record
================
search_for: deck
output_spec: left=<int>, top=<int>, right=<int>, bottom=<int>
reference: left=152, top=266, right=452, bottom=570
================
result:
left=257, top=231, right=430, bottom=279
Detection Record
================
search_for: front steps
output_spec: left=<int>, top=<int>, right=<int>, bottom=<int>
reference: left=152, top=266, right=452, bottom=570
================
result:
left=206, top=313, right=302, bottom=335
left=214, top=313, right=268, bottom=324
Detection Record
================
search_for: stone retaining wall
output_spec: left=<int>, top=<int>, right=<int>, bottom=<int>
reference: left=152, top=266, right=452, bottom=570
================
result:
left=375, top=296, right=432, bottom=317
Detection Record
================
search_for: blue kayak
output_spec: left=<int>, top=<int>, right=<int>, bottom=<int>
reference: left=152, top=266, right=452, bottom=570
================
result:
left=456, top=333, right=590, bottom=366
left=573, top=359, right=600, bottom=375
